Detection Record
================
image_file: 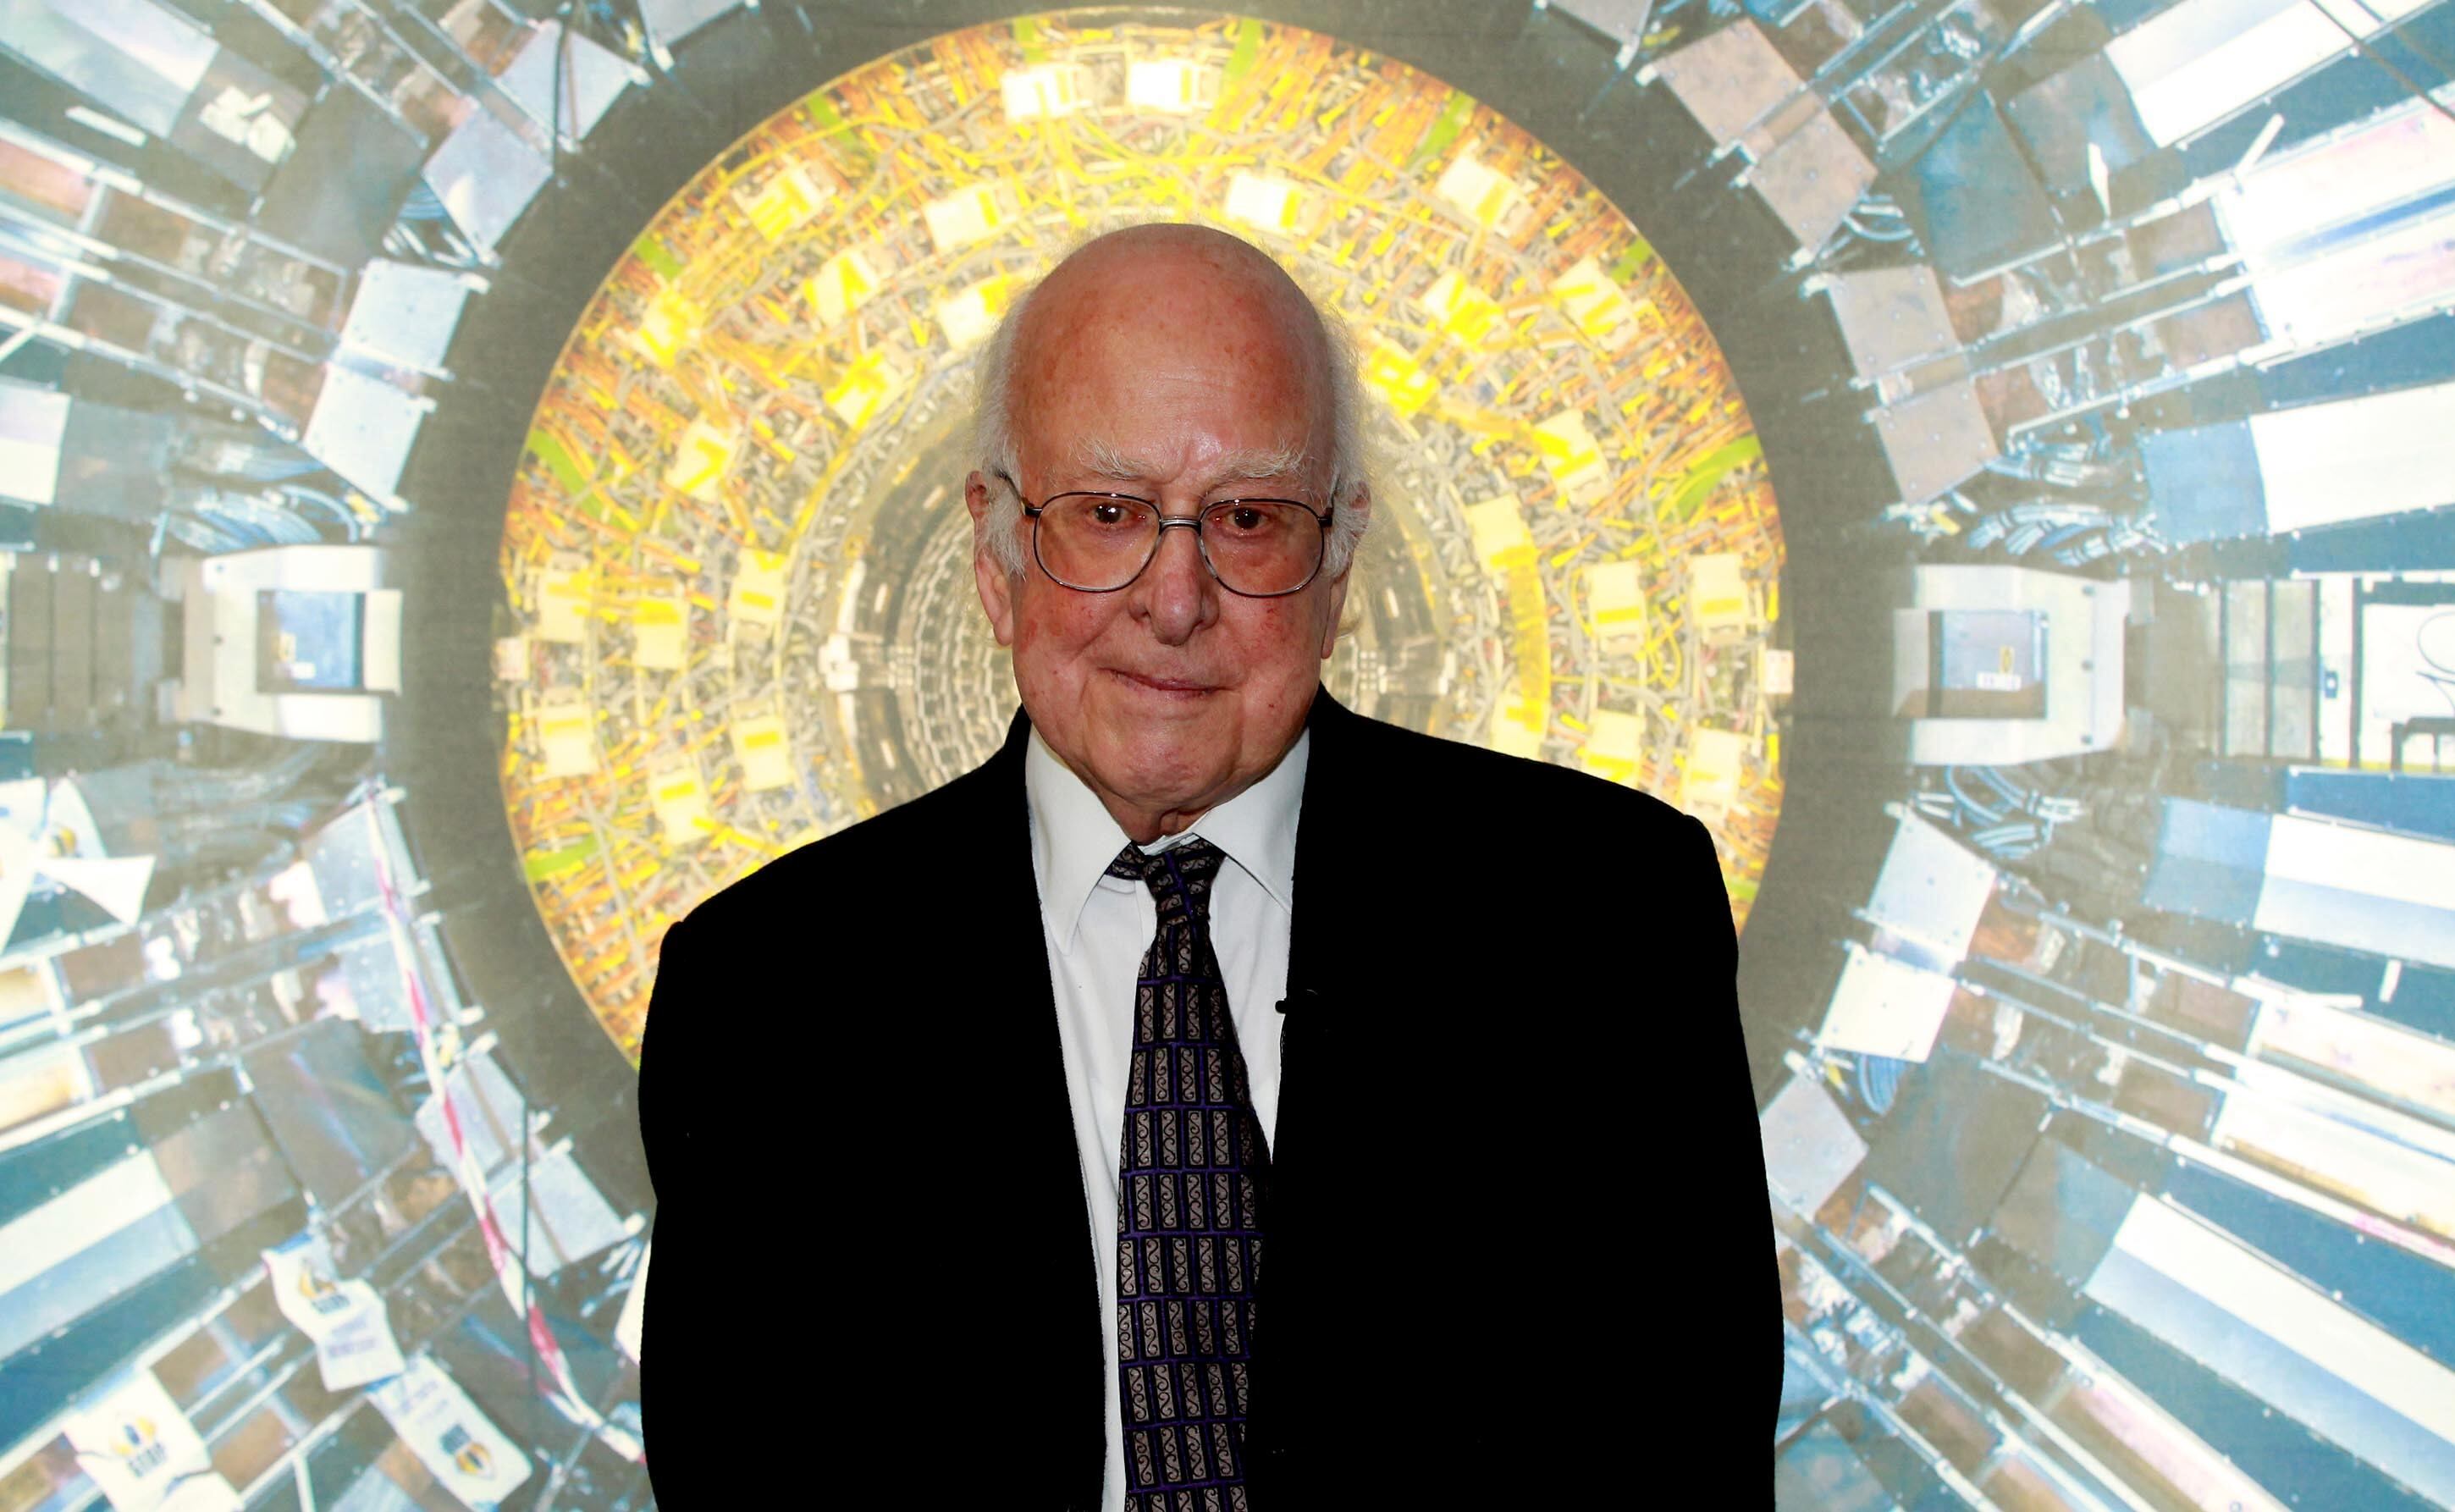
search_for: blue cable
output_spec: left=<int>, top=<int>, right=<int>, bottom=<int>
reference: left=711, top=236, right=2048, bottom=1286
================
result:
left=1945, top=768, right=2004, bottom=825
left=1857, top=1055, right=1905, bottom=1114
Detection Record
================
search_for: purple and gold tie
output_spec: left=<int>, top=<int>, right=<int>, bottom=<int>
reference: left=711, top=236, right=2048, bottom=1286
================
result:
left=1108, top=836, right=1269, bottom=1510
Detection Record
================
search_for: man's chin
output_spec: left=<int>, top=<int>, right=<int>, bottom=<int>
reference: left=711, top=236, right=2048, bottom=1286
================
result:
left=1085, top=742, right=1237, bottom=819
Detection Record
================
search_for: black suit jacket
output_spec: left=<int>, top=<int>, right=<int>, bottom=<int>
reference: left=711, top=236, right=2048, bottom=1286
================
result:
left=638, top=690, right=1774, bottom=1504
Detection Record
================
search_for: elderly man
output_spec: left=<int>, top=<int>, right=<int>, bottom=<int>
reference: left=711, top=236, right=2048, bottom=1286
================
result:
left=639, top=223, right=1772, bottom=1505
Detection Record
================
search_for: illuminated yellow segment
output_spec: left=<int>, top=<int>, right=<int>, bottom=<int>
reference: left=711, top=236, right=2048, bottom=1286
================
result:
left=537, top=566, right=590, bottom=643
left=649, top=762, right=713, bottom=845
left=1362, top=341, right=1437, bottom=417
left=921, top=185, right=1005, bottom=252
left=1550, top=256, right=1643, bottom=354
left=935, top=273, right=1015, bottom=351
left=1001, top=64, right=1087, bottom=120
left=1680, top=726, right=1748, bottom=817
left=731, top=711, right=795, bottom=792
left=632, top=288, right=703, bottom=368
left=1686, top=553, right=1752, bottom=637
left=1463, top=493, right=1549, bottom=758
left=1579, top=709, right=1645, bottom=785
left=665, top=420, right=737, bottom=501
left=1416, top=272, right=1503, bottom=345
left=1581, top=559, right=1648, bottom=653
left=1222, top=171, right=1303, bottom=233
left=538, top=694, right=598, bottom=778
left=803, top=247, right=881, bottom=328
left=1128, top=58, right=1214, bottom=113
left=1489, top=691, right=1545, bottom=759
left=742, top=166, right=830, bottom=240
left=1462, top=493, right=1536, bottom=571
left=1434, top=150, right=1525, bottom=229
left=728, top=548, right=788, bottom=628
left=632, top=589, right=687, bottom=670
left=1531, top=410, right=1610, bottom=505
left=824, top=350, right=909, bottom=429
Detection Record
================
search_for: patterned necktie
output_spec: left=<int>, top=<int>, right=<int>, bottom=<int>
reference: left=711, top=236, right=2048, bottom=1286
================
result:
left=1108, top=836, right=1270, bottom=1510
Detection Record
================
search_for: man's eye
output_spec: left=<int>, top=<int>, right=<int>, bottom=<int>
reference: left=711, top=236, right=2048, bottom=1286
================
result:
left=1090, top=503, right=1134, bottom=527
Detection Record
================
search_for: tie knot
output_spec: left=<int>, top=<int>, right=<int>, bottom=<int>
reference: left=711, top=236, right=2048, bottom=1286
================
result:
left=1106, top=835, right=1226, bottom=923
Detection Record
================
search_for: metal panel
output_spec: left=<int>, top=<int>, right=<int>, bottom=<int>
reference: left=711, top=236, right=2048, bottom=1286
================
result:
left=419, top=108, right=552, bottom=256
left=1869, top=378, right=1999, bottom=507
left=414, top=1046, right=528, bottom=1178
left=1821, top=265, right=1960, bottom=384
left=2216, top=102, right=2455, bottom=261
left=2258, top=813, right=2455, bottom=968
left=1818, top=941, right=1958, bottom=1062
left=1863, top=813, right=1998, bottom=968
left=0, top=382, right=69, bottom=506
left=637, top=0, right=747, bottom=47
left=2143, top=420, right=2265, bottom=544
left=1988, top=1138, right=2137, bottom=1287
left=2086, top=1198, right=2455, bottom=1505
left=151, top=1102, right=295, bottom=1246
left=1862, top=1047, right=2049, bottom=1247
left=1651, top=19, right=1797, bottom=148
left=1775, top=1421, right=1902, bottom=1511
left=2279, top=767, right=2455, bottom=844
left=300, top=364, right=428, bottom=507
left=485, top=1144, right=627, bottom=1277
left=0, top=1150, right=175, bottom=1296
left=300, top=800, right=392, bottom=919
left=2249, top=382, right=2455, bottom=532
left=243, top=1017, right=417, bottom=1208
left=2004, top=53, right=2157, bottom=194
left=330, top=926, right=420, bottom=1034
left=1760, top=1071, right=1868, bottom=1220
left=2165, top=1159, right=2455, bottom=1373
left=0, top=1108, right=141, bottom=1228
left=496, top=21, right=632, bottom=141
left=338, top=262, right=477, bottom=378
left=2, top=0, right=214, bottom=136
left=1899, top=95, right=2061, bottom=284
left=1543, top=0, right=1656, bottom=50
left=253, top=86, right=425, bottom=268
left=2141, top=798, right=2270, bottom=926
left=1747, top=108, right=1874, bottom=253
left=0, top=1173, right=196, bottom=1360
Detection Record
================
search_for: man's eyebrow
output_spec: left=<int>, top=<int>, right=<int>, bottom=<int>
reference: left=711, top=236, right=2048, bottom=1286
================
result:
left=1071, top=438, right=1312, bottom=488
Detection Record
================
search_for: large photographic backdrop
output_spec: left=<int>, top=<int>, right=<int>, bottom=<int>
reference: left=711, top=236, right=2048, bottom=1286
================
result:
left=0, top=2, right=2452, bottom=1509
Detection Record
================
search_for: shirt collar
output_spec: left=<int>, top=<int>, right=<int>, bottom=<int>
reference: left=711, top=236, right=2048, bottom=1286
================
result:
left=1025, top=721, right=1309, bottom=953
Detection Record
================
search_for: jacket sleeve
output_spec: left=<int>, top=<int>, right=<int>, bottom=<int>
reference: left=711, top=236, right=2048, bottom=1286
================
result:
left=635, top=909, right=709, bottom=1505
left=1686, top=811, right=1782, bottom=1496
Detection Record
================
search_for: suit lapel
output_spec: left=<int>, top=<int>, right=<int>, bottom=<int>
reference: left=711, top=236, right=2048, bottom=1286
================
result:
left=979, top=706, right=1107, bottom=1498
left=1287, top=687, right=1364, bottom=1002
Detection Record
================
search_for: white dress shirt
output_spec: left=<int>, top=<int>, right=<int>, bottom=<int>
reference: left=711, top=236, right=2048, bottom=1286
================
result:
left=1025, top=724, right=1306, bottom=1511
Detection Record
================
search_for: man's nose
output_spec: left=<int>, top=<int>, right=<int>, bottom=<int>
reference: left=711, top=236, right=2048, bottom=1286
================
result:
left=1134, top=516, right=1215, bottom=640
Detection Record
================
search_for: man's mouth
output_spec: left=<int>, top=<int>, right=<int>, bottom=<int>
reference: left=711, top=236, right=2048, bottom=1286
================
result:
left=1112, top=670, right=1216, bottom=695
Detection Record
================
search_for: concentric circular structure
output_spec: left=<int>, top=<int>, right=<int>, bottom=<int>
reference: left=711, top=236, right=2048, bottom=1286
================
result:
left=499, top=9, right=1787, bottom=1058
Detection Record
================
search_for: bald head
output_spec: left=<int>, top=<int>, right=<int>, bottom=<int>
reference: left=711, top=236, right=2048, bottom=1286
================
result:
left=972, top=223, right=1368, bottom=576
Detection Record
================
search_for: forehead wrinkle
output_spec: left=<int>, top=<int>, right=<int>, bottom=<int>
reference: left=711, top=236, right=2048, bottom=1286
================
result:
left=1068, top=436, right=1314, bottom=489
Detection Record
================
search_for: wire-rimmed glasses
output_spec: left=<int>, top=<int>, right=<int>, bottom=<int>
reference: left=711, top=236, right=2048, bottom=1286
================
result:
left=996, top=469, right=1334, bottom=597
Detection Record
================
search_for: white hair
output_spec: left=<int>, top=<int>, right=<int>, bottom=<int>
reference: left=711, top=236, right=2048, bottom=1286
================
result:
left=972, top=227, right=1373, bottom=583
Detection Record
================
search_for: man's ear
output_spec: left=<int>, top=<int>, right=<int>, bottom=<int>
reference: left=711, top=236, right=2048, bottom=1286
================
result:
left=966, top=470, right=1017, bottom=647
left=1319, top=482, right=1371, bottom=660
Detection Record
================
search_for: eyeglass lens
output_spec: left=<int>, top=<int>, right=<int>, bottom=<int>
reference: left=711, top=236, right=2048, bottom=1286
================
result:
left=1036, top=494, right=1322, bottom=594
